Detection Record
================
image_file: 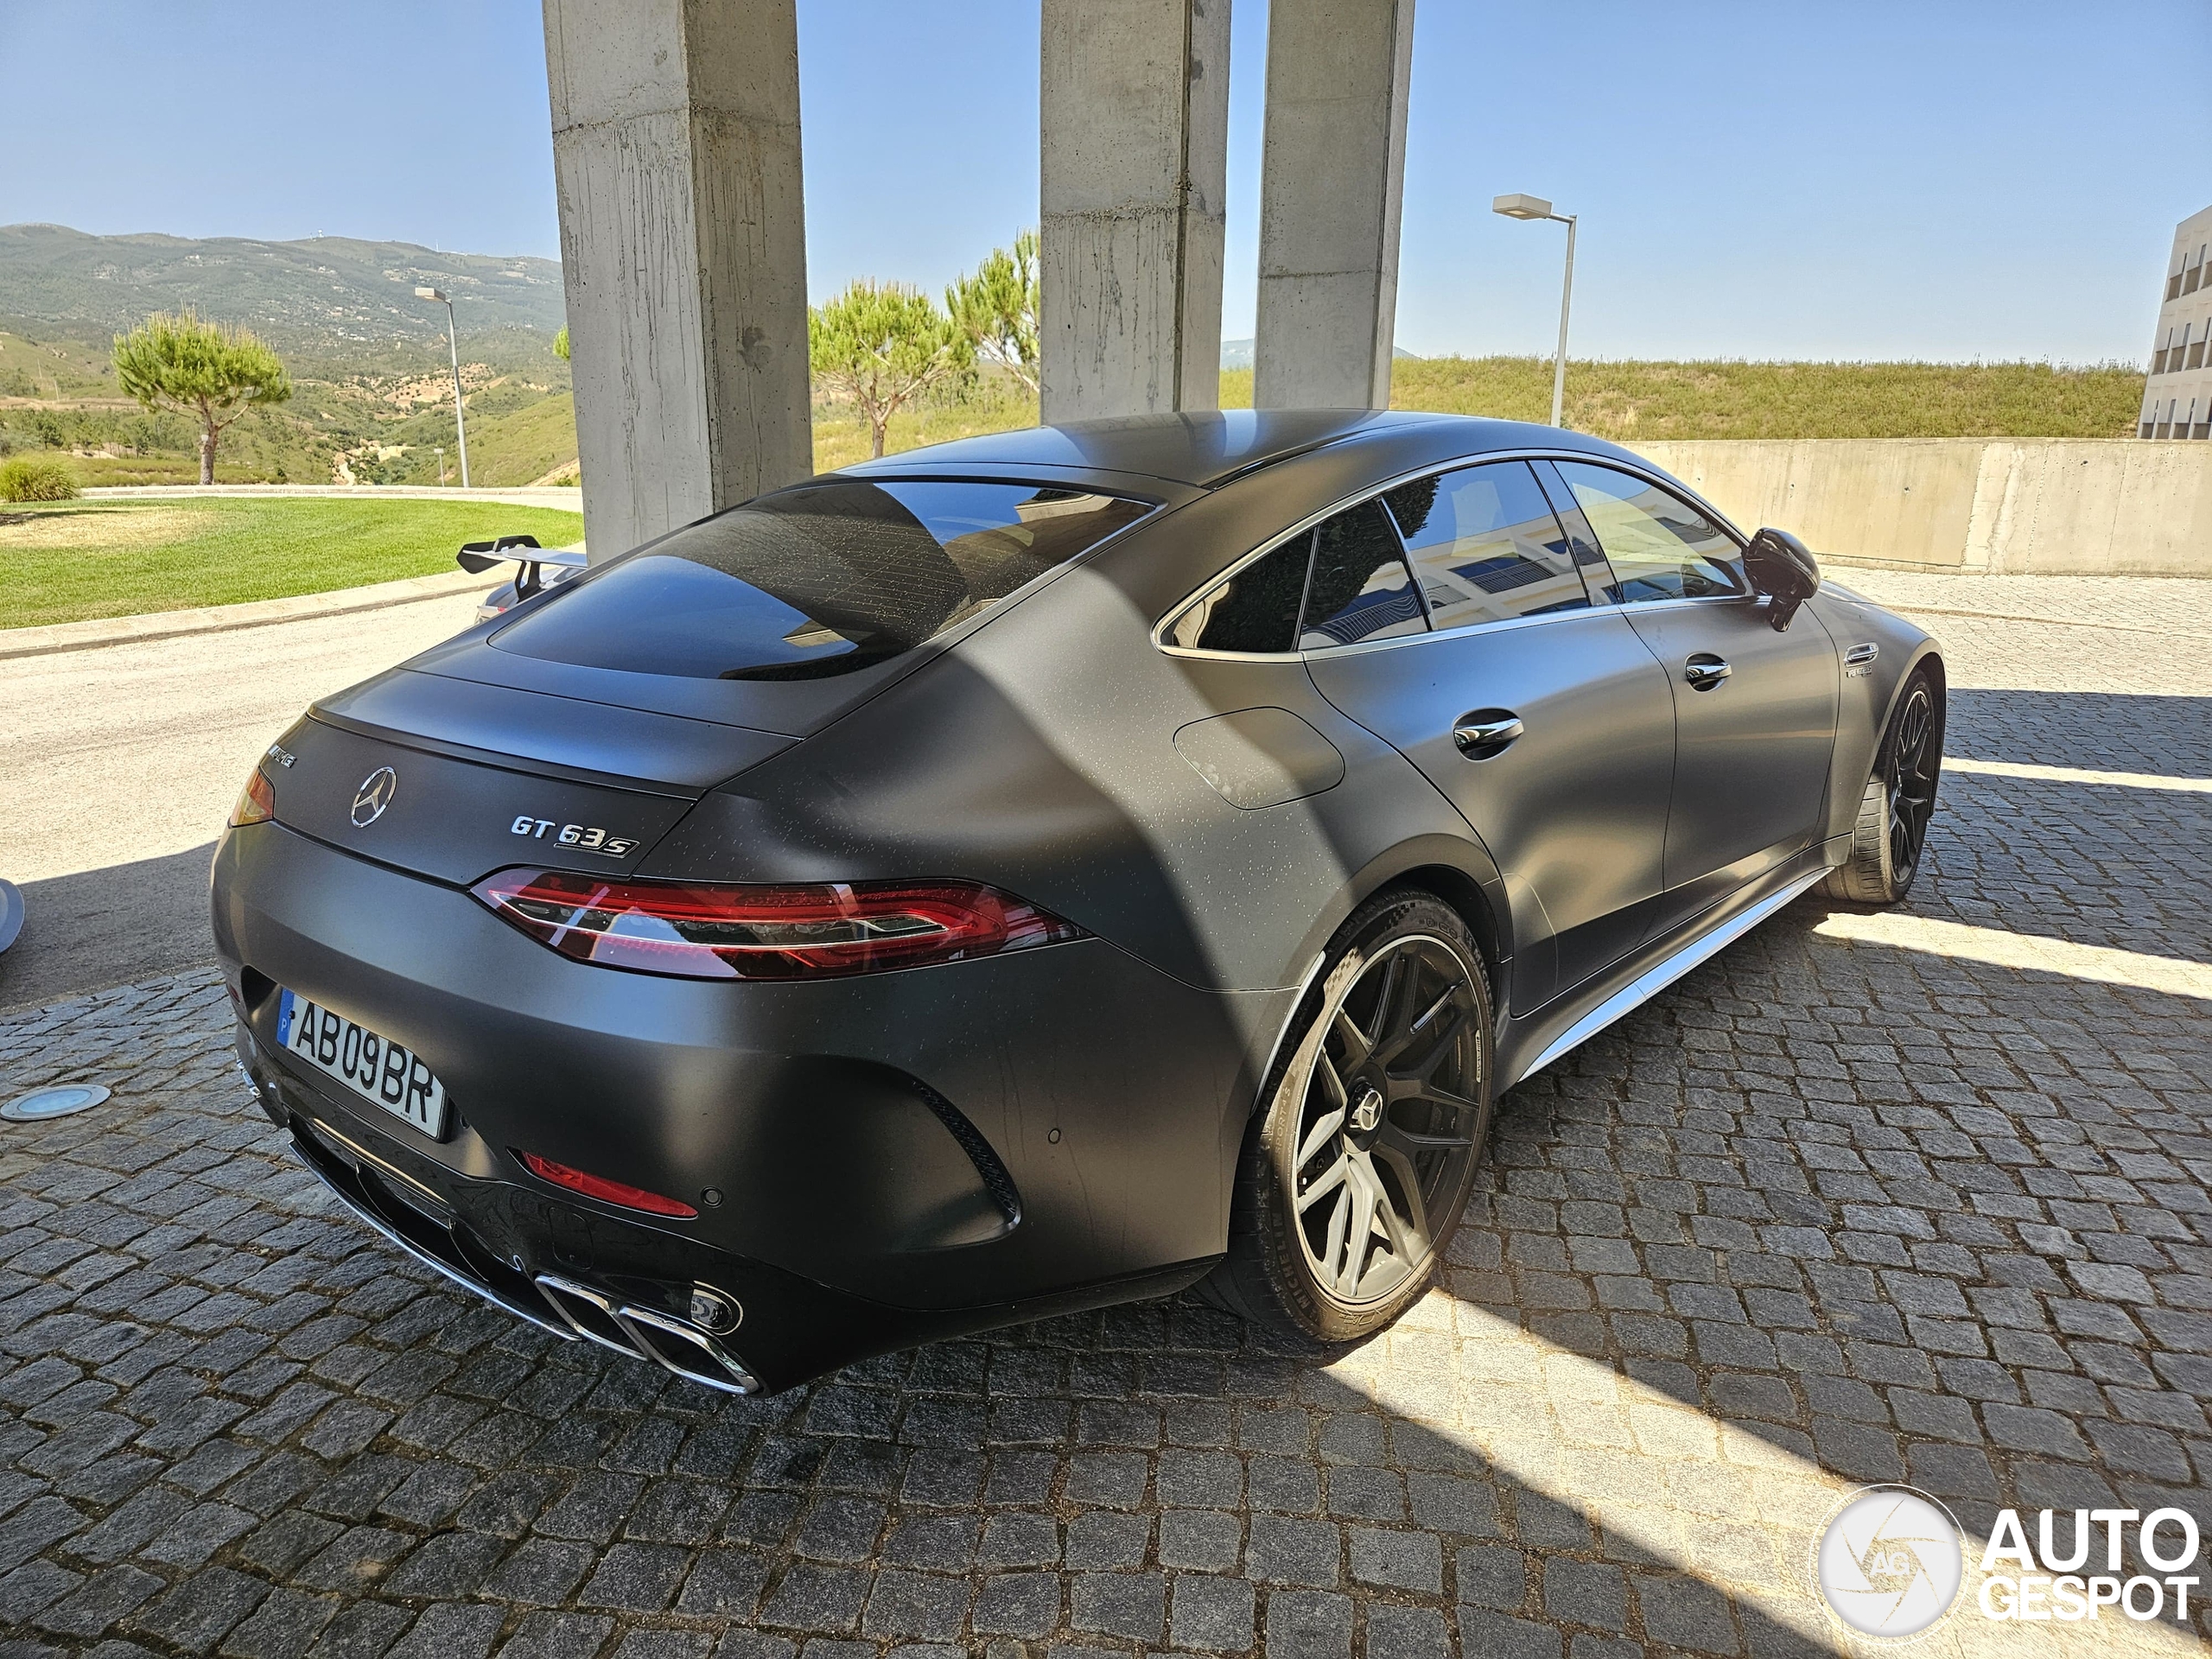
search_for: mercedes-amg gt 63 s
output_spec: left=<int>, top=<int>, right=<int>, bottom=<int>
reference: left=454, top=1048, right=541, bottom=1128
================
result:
left=213, top=410, right=1945, bottom=1394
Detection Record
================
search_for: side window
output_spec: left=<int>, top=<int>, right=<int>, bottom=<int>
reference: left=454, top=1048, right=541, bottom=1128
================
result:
left=1385, top=461, right=1592, bottom=629
left=1299, top=499, right=1427, bottom=649
left=1167, top=533, right=1313, bottom=653
left=1552, top=461, right=1745, bottom=603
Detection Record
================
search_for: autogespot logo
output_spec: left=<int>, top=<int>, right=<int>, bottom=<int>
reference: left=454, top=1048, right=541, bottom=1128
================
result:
left=1813, top=1485, right=1965, bottom=1638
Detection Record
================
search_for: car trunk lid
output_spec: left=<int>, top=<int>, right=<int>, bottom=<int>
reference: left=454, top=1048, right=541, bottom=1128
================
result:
left=274, top=670, right=791, bottom=887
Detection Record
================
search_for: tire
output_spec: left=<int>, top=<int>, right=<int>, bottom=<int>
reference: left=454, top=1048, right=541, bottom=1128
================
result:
left=1820, top=667, right=1943, bottom=906
left=1205, top=890, right=1494, bottom=1346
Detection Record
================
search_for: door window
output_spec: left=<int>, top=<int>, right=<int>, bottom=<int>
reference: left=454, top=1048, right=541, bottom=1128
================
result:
left=1384, top=461, right=1592, bottom=629
left=1166, top=532, right=1313, bottom=654
left=1299, top=499, right=1427, bottom=649
left=1552, top=461, right=1746, bottom=603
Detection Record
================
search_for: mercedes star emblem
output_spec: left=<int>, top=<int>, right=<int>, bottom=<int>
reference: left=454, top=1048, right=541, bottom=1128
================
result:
left=1351, top=1086, right=1384, bottom=1134
left=351, top=766, right=398, bottom=827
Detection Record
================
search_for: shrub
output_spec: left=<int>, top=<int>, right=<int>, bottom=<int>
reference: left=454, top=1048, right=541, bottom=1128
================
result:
left=0, top=455, right=80, bottom=502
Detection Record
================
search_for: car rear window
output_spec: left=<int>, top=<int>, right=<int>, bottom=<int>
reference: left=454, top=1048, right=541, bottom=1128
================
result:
left=491, top=480, right=1151, bottom=681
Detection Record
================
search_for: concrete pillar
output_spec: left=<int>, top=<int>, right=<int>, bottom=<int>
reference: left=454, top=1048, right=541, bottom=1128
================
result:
left=543, top=0, right=811, bottom=558
left=1039, top=0, right=1231, bottom=423
left=1253, top=0, right=1415, bottom=410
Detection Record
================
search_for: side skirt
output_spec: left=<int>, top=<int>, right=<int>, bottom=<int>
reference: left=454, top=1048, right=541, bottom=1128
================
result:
left=1502, top=862, right=1830, bottom=1087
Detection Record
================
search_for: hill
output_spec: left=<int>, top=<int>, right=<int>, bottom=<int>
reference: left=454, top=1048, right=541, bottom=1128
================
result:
left=0, top=224, right=565, bottom=346
left=1221, top=356, right=2145, bottom=440
left=0, top=227, right=577, bottom=488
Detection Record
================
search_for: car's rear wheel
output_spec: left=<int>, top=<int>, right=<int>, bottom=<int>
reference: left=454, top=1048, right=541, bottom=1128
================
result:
left=1821, top=667, right=1943, bottom=906
left=1207, top=891, right=1493, bottom=1346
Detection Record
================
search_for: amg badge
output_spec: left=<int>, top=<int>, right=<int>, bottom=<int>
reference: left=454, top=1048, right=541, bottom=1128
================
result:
left=510, top=816, right=639, bottom=857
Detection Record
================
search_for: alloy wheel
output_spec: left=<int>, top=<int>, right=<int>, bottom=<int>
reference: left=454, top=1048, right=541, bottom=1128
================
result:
left=1885, top=684, right=1939, bottom=878
left=1289, top=935, right=1484, bottom=1306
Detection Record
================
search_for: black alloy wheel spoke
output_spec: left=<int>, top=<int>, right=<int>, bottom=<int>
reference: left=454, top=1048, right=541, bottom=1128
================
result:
left=1296, top=1104, right=1348, bottom=1173
left=1365, top=1144, right=1430, bottom=1260
left=1377, top=1115, right=1475, bottom=1155
left=1331, top=1006, right=1375, bottom=1067
left=1299, top=1152, right=1351, bottom=1214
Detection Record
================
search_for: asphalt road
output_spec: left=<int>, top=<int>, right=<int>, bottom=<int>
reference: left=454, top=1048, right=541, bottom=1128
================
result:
left=0, top=589, right=487, bottom=1012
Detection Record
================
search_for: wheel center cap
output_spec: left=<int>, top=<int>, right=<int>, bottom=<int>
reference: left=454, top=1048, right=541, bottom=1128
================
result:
left=1350, top=1086, right=1383, bottom=1135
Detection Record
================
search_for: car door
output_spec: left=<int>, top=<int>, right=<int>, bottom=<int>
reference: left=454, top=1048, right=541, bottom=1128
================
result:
left=1541, top=460, right=1840, bottom=933
left=1300, top=462, right=1675, bottom=1014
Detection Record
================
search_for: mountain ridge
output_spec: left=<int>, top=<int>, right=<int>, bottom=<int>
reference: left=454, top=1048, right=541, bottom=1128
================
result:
left=0, top=223, right=566, bottom=346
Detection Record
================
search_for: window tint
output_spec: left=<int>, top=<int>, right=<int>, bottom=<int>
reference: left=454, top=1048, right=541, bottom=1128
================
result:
left=493, top=480, right=1148, bottom=681
left=1553, top=461, right=1745, bottom=603
left=1167, top=533, right=1313, bottom=653
left=1300, top=499, right=1427, bottom=649
left=1385, top=461, right=1591, bottom=628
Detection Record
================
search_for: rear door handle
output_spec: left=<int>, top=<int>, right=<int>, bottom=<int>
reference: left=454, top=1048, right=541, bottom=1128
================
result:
left=1452, top=713, right=1524, bottom=757
left=1683, top=654, right=1732, bottom=690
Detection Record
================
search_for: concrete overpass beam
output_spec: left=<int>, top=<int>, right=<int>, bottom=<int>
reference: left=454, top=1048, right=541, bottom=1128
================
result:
left=1040, top=0, right=1232, bottom=423
left=1254, top=0, right=1415, bottom=410
left=543, top=0, right=811, bottom=557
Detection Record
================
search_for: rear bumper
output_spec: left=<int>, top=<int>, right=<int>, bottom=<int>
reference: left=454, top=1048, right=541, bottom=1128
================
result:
left=213, top=822, right=1283, bottom=1388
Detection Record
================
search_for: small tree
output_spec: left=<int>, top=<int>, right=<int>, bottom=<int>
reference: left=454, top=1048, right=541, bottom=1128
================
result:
left=946, top=230, right=1039, bottom=394
left=112, top=310, right=290, bottom=484
left=553, top=325, right=569, bottom=361
left=809, top=281, right=970, bottom=458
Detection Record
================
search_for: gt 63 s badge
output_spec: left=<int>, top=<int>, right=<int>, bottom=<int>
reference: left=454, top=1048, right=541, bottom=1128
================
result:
left=510, top=816, right=639, bottom=857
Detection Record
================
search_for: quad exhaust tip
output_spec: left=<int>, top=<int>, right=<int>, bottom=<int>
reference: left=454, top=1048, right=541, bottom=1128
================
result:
left=536, top=1272, right=758, bottom=1395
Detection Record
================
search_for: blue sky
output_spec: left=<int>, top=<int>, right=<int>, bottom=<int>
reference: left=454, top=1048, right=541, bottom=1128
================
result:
left=3, top=1, right=2204, bottom=364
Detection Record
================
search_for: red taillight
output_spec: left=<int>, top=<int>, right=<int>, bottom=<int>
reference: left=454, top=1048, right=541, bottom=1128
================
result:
left=229, top=768, right=276, bottom=827
left=471, top=869, right=1086, bottom=981
left=518, top=1151, right=697, bottom=1217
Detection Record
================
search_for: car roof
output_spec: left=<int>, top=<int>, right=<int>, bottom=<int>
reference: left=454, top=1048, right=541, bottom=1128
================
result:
left=837, top=408, right=1539, bottom=489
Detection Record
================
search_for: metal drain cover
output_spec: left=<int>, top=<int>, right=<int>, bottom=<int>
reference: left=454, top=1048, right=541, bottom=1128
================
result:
left=2, top=1084, right=110, bottom=1122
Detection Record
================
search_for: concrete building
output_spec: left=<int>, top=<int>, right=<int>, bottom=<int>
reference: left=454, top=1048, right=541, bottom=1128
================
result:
left=2141, top=202, right=2212, bottom=439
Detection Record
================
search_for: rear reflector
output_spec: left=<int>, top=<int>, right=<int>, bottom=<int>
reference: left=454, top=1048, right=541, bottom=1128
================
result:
left=472, top=869, right=1087, bottom=980
left=229, top=768, right=276, bottom=828
left=518, top=1151, right=698, bottom=1217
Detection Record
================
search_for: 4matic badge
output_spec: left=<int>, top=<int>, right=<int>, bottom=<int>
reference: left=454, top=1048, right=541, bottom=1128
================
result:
left=509, top=816, right=639, bottom=857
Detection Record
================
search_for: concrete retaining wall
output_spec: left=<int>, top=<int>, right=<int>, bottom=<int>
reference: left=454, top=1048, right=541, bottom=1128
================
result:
left=1637, top=438, right=2212, bottom=577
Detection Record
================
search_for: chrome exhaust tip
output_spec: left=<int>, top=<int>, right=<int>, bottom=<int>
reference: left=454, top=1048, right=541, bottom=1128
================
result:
left=534, top=1273, right=759, bottom=1395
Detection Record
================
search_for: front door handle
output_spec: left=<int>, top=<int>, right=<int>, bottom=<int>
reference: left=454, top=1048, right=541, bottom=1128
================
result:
left=1452, top=713, right=1524, bottom=758
left=1683, top=654, right=1732, bottom=690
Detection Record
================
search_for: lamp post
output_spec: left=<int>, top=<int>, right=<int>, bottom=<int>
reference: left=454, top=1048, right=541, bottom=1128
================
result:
left=414, top=286, right=470, bottom=486
left=1491, top=194, right=1577, bottom=429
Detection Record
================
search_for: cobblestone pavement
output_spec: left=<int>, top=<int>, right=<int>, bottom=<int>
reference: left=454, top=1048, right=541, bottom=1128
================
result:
left=1, top=582, right=2208, bottom=1659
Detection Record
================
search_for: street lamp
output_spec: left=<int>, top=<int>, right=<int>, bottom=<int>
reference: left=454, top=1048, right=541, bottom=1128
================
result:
left=1491, top=194, right=1577, bottom=429
left=414, top=285, right=470, bottom=487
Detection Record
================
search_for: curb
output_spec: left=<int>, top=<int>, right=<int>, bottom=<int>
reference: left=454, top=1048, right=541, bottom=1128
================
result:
left=0, top=569, right=494, bottom=663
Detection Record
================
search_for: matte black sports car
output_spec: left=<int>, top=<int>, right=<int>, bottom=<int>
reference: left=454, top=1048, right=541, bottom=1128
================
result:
left=213, top=410, right=1944, bottom=1393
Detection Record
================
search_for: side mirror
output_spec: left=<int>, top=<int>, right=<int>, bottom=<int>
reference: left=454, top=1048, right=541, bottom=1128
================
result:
left=1742, top=527, right=1819, bottom=632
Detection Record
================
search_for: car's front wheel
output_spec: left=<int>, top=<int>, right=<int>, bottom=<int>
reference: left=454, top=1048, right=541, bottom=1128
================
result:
left=1821, top=666, right=1943, bottom=905
left=1206, top=891, right=1493, bottom=1346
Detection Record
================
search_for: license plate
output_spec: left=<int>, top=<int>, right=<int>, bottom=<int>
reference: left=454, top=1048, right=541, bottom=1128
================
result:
left=276, top=989, right=449, bottom=1139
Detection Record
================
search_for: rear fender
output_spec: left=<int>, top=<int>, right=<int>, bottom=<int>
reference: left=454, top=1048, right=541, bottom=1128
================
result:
left=1243, top=834, right=1510, bottom=1123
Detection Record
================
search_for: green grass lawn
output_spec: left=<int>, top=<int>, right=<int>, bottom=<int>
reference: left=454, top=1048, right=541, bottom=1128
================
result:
left=0, top=497, right=585, bottom=630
